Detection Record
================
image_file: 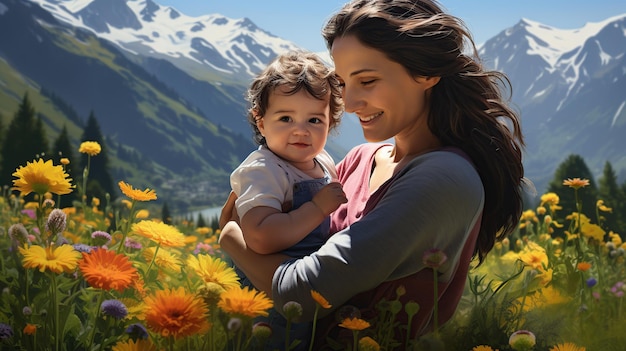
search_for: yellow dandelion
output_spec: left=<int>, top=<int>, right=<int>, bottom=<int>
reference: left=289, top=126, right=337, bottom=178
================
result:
left=118, top=181, right=157, bottom=202
left=218, top=286, right=273, bottom=318
left=135, top=209, right=150, bottom=219
left=473, top=346, right=498, bottom=351
left=143, top=247, right=182, bottom=272
left=78, top=141, right=101, bottom=156
left=549, top=342, right=586, bottom=351
left=112, top=339, right=158, bottom=351
left=540, top=192, right=560, bottom=206
left=519, top=248, right=548, bottom=270
left=19, top=244, right=81, bottom=274
left=12, top=159, right=73, bottom=196
left=196, top=227, right=211, bottom=236
left=339, top=317, right=371, bottom=331
left=562, top=178, right=589, bottom=189
left=581, top=223, right=605, bottom=242
left=359, top=336, right=381, bottom=351
left=596, top=200, right=612, bottom=212
left=132, top=220, right=185, bottom=247
left=609, top=231, right=622, bottom=247
left=311, top=290, right=332, bottom=309
left=60, top=158, right=70, bottom=165
left=520, top=209, right=536, bottom=222
left=186, top=254, right=240, bottom=290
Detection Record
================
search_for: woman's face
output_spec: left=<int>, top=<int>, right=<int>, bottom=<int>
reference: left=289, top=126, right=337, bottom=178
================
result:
left=330, top=35, right=437, bottom=143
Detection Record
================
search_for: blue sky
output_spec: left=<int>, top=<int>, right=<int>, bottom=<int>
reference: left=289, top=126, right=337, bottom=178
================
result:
left=157, top=0, right=626, bottom=52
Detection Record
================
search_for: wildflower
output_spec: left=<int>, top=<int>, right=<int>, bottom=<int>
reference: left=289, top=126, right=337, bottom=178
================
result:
left=23, top=306, right=32, bottom=316
left=78, top=248, right=138, bottom=292
left=112, top=339, right=158, bottom=351
left=118, top=181, right=157, bottom=201
left=135, top=209, right=150, bottom=219
left=509, top=330, right=536, bottom=351
left=193, top=242, right=214, bottom=255
left=12, top=159, right=73, bottom=196
left=359, top=336, right=381, bottom=351
left=218, top=286, right=273, bottom=318
left=252, top=322, right=272, bottom=343
left=473, top=346, right=498, bottom=351
left=144, top=287, right=210, bottom=339
left=586, top=277, right=597, bottom=287
left=519, top=246, right=548, bottom=270
left=78, top=141, right=101, bottom=156
left=227, top=317, right=242, bottom=332
left=562, top=178, right=589, bottom=189
left=0, top=323, right=13, bottom=340
left=19, top=244, right=81, bottom=274
left=91, top=231, right=112, bottom=246
left=540, top=192, right=560, bottom=206
left=283, top=301, right=303, bottom=322
left=611, top=281, right=625, bottom=297
left=9, top=223, right=30, bottom=246
left=101, top=299, right=129, bottom=319
left=549, top=342, right=586, bottom=351
left=186, top=254, right=240, bottom=290
left=60, top=158, right=70, bottom=165
left=132, top=220, right=185, bottom=247
left=339, top=317, right=371, bottom=331
left=125, top=323, right=149, bottom=340
left=46, top=209, right=67, bottom=235
left=596, top=200, right=612, bottom=212
left=124, top=238, right=142, bottom=250
left=23, top=323, right=36, bottom=335
left=422, top=248, right=448, bottom=268
left=72, top=244, right=93, bottom=253
left=581, top=223, right=605, bottom=242
left=576, top=262, right=591, bottom=272
left=142, top=247, right=182, bottom=272
left=311, top=290, right=332, bottom=309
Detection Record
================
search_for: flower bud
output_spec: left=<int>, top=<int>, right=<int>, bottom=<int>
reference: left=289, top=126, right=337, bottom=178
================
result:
left=45, top=209, right=67, bottom=236
left=509, top=330, right=536, bottom=351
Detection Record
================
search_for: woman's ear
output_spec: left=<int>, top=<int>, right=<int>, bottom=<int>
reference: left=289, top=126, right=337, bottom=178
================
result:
left=416, top=76, right=441, bottom=90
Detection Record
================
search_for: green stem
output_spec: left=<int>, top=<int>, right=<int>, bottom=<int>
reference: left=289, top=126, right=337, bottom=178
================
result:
left=285, top=318, right=292, bottom=351
left=433, top=268, right=439, bottom=334
left=145, top=243, right=161, bottom=279
left=308, top=305, right=320, bottom=351
left=116, top=200, right=137, bottom=254
left=51, top=273, right=60, bottom=351
left=352, top=330, right=358, bottom=351
left=87, top=290, right=106, bottom=351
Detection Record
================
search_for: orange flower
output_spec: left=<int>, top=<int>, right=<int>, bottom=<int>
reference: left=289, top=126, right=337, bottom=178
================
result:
left=339, top=317, right=371, bottom=331
left=118, top=181, right=157, bottom=202
left=218, top=286, right=273, bottom=318
left=576, top=262, right=591, bottom=272
left=78, top=248, right=138, bottom=292
left=23, top=323, right=37, bottom=335
left=562, top=178, right=589, bottom=189
left=144, top=287, right=210, bottom=339
left=311, top=290, right=332, bottom=309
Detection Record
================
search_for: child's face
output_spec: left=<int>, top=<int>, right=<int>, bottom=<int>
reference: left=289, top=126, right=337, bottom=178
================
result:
left=257, top=87, right=331, bottom=170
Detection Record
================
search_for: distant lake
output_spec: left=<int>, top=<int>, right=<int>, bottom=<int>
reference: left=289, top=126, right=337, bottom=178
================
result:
left=184, top=206, right=222, bottom=221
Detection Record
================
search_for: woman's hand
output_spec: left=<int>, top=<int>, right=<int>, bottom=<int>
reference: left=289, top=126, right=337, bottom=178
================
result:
left=219, top=191, right=239, bottom=230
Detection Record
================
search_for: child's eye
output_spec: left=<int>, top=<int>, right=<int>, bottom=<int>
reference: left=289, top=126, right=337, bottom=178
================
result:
left=309, top=118, right=322, bottom=124
left=279, top=116, right=291, bottom=122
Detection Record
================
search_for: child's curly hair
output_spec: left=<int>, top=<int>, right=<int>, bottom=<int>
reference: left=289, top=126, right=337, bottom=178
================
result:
left=246, top=51, right=344, bottom=145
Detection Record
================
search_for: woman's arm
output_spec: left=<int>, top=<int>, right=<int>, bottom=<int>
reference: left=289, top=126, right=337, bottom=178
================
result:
left=218, top=221, right=290, bottom=295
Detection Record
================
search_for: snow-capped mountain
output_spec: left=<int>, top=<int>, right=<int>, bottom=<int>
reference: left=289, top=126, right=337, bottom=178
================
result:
left=29, top=0, right=301, bottom=79
left=480, top=14, right=626, bottom=192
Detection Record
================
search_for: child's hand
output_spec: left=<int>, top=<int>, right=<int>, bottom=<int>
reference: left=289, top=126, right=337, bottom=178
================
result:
left=311, top=182, right=348, bottom=216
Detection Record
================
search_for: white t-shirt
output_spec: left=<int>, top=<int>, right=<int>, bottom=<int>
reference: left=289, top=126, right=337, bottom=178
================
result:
left=230, top=145, right=337, bottom=220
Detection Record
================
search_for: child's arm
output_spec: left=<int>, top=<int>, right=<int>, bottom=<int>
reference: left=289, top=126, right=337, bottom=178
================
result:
left=241, top=182, right=347, bottom=254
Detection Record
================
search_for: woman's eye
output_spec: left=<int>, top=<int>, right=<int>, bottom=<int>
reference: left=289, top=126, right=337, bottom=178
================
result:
left=361, top=79, right=376, bottom=86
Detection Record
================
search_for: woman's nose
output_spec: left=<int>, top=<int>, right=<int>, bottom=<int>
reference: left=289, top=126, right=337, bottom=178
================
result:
left=342, top=87, right=365, bottom=113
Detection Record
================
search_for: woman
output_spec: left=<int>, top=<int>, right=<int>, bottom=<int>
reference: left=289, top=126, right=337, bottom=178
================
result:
left=219, top=0, right=525, bottom=346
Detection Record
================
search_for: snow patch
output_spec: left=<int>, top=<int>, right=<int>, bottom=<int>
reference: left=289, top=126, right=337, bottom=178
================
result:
left=612, top=101, right=625, bottom=128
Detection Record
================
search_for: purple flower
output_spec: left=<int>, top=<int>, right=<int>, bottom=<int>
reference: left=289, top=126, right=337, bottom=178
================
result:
left=586, top=277, right=598, bottom=287
left=0, top=323, right=13, bottom=340
left=8, top=223, right=29, bottom=246
left=124, top=237, right=142, bottom=250
left=91, top=231, right=112, bottom=246
left=101, top=299, right=128, bottom=319
left=21, top=209, right=36, bottom=220
left=72, top=244, right=93, bottom=253
left=125, top=323, right=149, bottom=340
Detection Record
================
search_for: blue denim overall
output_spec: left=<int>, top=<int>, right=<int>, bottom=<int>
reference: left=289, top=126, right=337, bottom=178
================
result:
left=239, top=169, right=331, bottom=350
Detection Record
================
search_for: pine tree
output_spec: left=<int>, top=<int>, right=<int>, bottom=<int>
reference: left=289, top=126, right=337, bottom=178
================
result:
left=546, top=154, right=598, bottom=222
left=161, top=201, right=172, bottom=225
left=52, top=125, right=81, bottom=207
left=0, top=93, right=50, bottom=188
left=196, top=213, right=206, bottom=228
left=80, top=111, right=115, bottom=203
left=597, top=161, right=625, bottom=233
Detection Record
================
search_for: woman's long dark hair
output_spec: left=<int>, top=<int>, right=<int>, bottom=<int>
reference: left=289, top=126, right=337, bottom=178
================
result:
left=323, top=0, right=525, bottom=263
